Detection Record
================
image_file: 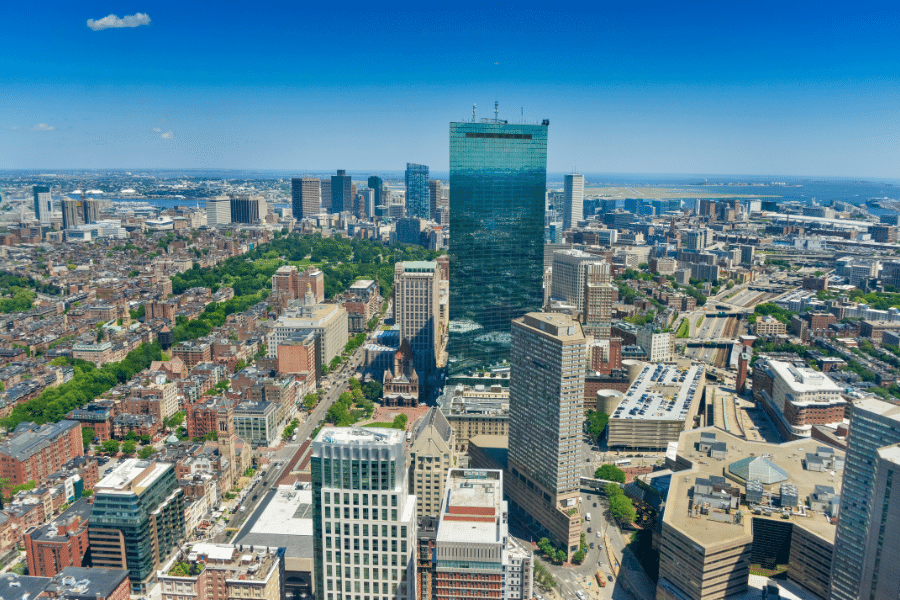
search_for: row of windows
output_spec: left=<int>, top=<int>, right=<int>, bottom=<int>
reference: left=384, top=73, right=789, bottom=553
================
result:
left=325, top=507, right=399, bottom=521
left=323, top=552, right=408, bottom=568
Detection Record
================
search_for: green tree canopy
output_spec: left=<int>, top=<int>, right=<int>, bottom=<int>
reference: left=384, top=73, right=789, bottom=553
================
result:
left=595, top=464, right=626, bottom=483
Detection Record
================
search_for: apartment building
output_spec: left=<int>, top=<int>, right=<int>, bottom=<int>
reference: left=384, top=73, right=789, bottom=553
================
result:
left=0, top=420, right=84, bottom=487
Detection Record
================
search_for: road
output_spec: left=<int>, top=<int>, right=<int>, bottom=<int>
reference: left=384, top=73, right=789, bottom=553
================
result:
left=208, top=303, right=389, bottom=542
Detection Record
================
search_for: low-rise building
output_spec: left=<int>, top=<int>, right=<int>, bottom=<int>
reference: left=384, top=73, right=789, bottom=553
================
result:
left=233, top=401, right=278, bottom=448
left=0, top=421, right=84, bottom=487
left=755, top=358, right=846, bottom=439
left=753, top=315, right=787, bottom=337
left=437, top=384, right=509, bottom=454
left=43, top=567, right=130, bottom=600
left=24, top=499, right=92, bottom=577
left=607, top=364, right=705, bottom=450
left=158, top=543, right=284, bottom=600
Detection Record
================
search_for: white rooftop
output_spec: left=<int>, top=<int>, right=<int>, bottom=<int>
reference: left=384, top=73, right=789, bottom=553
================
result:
left=317, top=427, right=404, bottom=445
left=246, top=485, right=313, bottom=537
left=768, top=360, right=842, bottom=394
left=96, top=459, right=171, bottom=494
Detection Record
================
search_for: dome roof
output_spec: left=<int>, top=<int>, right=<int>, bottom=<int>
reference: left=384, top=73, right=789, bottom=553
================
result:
left=728, top=456, right=789, bottom=484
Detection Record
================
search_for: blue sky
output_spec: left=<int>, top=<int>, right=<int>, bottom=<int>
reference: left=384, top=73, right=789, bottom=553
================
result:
left=1, top=1, right=899, bottom=177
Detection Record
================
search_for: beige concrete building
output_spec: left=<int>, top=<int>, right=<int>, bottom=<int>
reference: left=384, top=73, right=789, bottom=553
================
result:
left=753, top=315, right=787, bottom=337
left=268, top=302, right=348, bottom=368
left=438, top=384, right=509, bottom=453
left=657, top=427, right=845, bottom=600
left=550, top=249, right=608, bottom=311
left=507, top=313, right=585, bottom=558
left=394, top=261, right=442, bottom=382
left=607, top=363, right=704, bottom=450
left=408, top=407, right=456, bottom=517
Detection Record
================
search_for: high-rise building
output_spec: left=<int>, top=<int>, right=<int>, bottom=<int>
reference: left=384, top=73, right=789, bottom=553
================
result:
left=448, top=119, right=548, bottom=375
left=428, top=469, right=533, bottom=600
left=359, top=188, right=375, bottom=218
left=428, top=179, right=442, bottom=221
left=682, top=228, right=708, bottom=252
left=61, top=198, right=82, bottom=230
left=830, top=399, right=900, bottom=600
left=405, top=163, right=429, bottom=219
left=229, top=194, right=266, bottom=224
left=331, top=170, right=351, bottom=214
left=33, top=185, right=52, bottom=224
left=507, top=312, right=585, bottom=556
left=394, top=261, right=441, bottom=383
left=206, top=196, right=232, bottom=227
left=740, top=245, right=755, bottom=267
left=407, top=407, right=455, bottom=517
left=368, top=176, right=384, bottom=217
left=311, top=427, right=417, bottom=600
left=82, top=198, right=101, bottom=224
left=291, top=177, right=320, bottom=220
left=562, top=173, right=584, bottom=231
left=583, top=261, right=614, bottom=339
left=88, top=459, right=185, bottom=592
left=395, top=217, right=425, bottom=246
left=549, top=249, right=607, bottom=309
left=320, top=177, right=333, bottom=212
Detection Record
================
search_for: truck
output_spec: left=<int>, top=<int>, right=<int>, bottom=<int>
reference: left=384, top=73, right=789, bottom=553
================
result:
left=585, top=512, right=591, bottom=521
left=595, top=571, right=606, bottom=587
left=614, top=459, right=631, bottom=466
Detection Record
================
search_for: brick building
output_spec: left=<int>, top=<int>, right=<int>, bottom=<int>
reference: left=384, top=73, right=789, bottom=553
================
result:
left=145, top=300, right=177, bottom=322
left=0, top=421, right=84, bottom=487
left=172, top=340, right=212, bottom=368
left=24, top=499, right=92, bottom=577
left=860, top=320, right=900, bottom=342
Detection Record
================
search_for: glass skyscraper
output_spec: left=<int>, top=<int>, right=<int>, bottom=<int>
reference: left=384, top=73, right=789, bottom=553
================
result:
left=404, top=163, right=429, bottom=219
left=447, top=119, right=548, bottom=375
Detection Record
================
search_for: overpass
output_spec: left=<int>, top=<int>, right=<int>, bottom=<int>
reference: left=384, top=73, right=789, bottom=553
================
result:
left=581, top=476, right=625, bottom=492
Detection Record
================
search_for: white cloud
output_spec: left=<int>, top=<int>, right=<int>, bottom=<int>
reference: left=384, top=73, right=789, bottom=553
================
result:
left=160, top=131, right=173, bottom=139
left=153, top=127, right=162, bottom=132
left=87, top=13, right=151, bottom=31
left=32, top=123, right=54, bottom=131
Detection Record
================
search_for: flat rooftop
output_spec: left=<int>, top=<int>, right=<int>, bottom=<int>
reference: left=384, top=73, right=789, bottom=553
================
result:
left=234, top=484, right=313, bottom=562
left=767, top=360, right=842, bottom=394
left=95, top=459, right=171, bottom=495
left=437, top=470, right=504, bottom=545
left=166, top=543, right=280, bottom=583
left=612, top=364, right=703, bottom=422
left=665, top=427, right=844, bottom=547
left=316, top=426, right=404, bottom=446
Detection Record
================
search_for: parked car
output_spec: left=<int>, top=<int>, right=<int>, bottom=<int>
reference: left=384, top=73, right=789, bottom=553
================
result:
left=607, top=576, right=613, bottom=582
left=589, top=543, right=595, bottom=549
left=587, top=527, right=592, bottom=533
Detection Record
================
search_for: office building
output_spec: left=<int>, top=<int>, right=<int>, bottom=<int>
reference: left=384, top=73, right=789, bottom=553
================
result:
left=429, top=469, right=533, bottom=600
left=507, top=312, right=585, bottom=557
left=82, top=199, right=101, bottom=224
left=158, top=543, right=285, bottom=600
left=396, top=218, right=425, bottom=246
left=562, top=173, right=584, bottom=232
left=682, top=229, right=708, bottom=252
left=740, top=245, right=755, bottom=266
left=269, top=303, right=348, bottom=370
left=271, top=265, right=325, bottom=304
left=754, top=359, right=845, bottom=440
left=368, top=176, right=384, bottom=217
left=229, top=194, right=266, bottom=224
left=33, top=186, right=52, bottom=224
left=311, top=427, right=417, bottom=600
left=408, top=408, right=455, bottom=517
left=405, top=163, right=429, bottom=219
left=89, top=459, right=185, bottom=592
left=291, top=177, right=320, bottom=220
left=45, top=567, right=131, bottom=600
left=359, top=188, right=375, bottom=218
left=394, top=261, right=442, bottom=383
left=234, top=400, right=279, bottom=448
left=635, top=327, right=675, bottom=363
left=61, top=198, right=82, bottom=230
left=549, top=249, right=607, bottom=310
left=437, top=384, right=509, bottom=453
left=429, top=179, right=442, bottom=220
left=448, top=119, right=548, bottom=375
left=657, top=428, right=845, bottom=600
left=331, top=170, right=352, bottom=214
left=0, top=420, right=83, bottom=487
left=206, top=196, right=232, bottom=227
left=320, top=177, right=332, bottom=212
left=830, top=399, right=900, bottom=600
left=607, top=364, right=705, bottom=450
left=583, top=262, right=614, bottom=339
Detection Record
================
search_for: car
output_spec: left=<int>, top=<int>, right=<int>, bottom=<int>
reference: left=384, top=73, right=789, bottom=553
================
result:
left=597, top=531, right=601, bottom=538
left=589, top=543, right=595, bottom=549
left=587, top=495, right=591, bottom=500
left=607, top=576, right=613, bottom=582
left=593, top=502, right=597, bottom=507
left=587, top=527, right=592, bottom=533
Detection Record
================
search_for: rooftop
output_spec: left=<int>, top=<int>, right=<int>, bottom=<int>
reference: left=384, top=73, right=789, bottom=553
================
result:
left=95, top=459, right=171, bottom=495
left=437, top=469, right=504, bottom=545
left=767, top=360, right=842, bottom=394
left=611, top=364, right=704, bottom=422
left=664, top=427, right=845, bottom=548
left=233, top=483, right=313, bottom=559
left=163, top=543, right=281, bottom=583
left=46, top=567, right=128, bottom=600
left=315, top=426, right=404, bottom=446
left=0, top=421, right=80, bottom=461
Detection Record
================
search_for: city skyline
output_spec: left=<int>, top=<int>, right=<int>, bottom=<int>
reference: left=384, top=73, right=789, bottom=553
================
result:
left=2, top=4, right=899, bottom=177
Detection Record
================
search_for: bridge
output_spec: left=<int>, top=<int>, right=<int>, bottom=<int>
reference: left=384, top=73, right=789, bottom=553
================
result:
left=686, top=339, right=739, bottom=347
left=580, top=476, right=625, bottom=492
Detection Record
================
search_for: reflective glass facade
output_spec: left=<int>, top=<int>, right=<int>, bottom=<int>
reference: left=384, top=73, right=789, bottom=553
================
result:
left=404, top=163, right=429, bottom=219
left=447, top=121, right=548, bottom=375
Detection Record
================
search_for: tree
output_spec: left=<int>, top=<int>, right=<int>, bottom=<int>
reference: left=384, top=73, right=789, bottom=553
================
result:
left=609, top=494, right=636, bottom=524
left=392, top=413, right=408, bottom=430
left=572, top=549, right=585, bottom=564
left=140, top=434, right=151, bottom=444
left=82, top=427, right=95, bottom=449
left=234, top=359, right=247, bottom=371
left=362, top=381, right=382, bottom=402
left=586, top=411, right=609, bottom=441
left=101, top=439, right=120, bottom=455
left=303, top=393, right=318, bottom=411
left=125, top=430, right=138, bottom=441
left=121, top=440, right=137, bottom=456
left=138, top=446, right=155, bottom=459
left=595, top=464, right=626, bottom=483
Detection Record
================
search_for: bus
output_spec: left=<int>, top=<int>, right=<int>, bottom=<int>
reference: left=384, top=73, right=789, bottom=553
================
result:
left=614, top=459, right=631, bottom=467
left=595, top=571, right=606, bottom=587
